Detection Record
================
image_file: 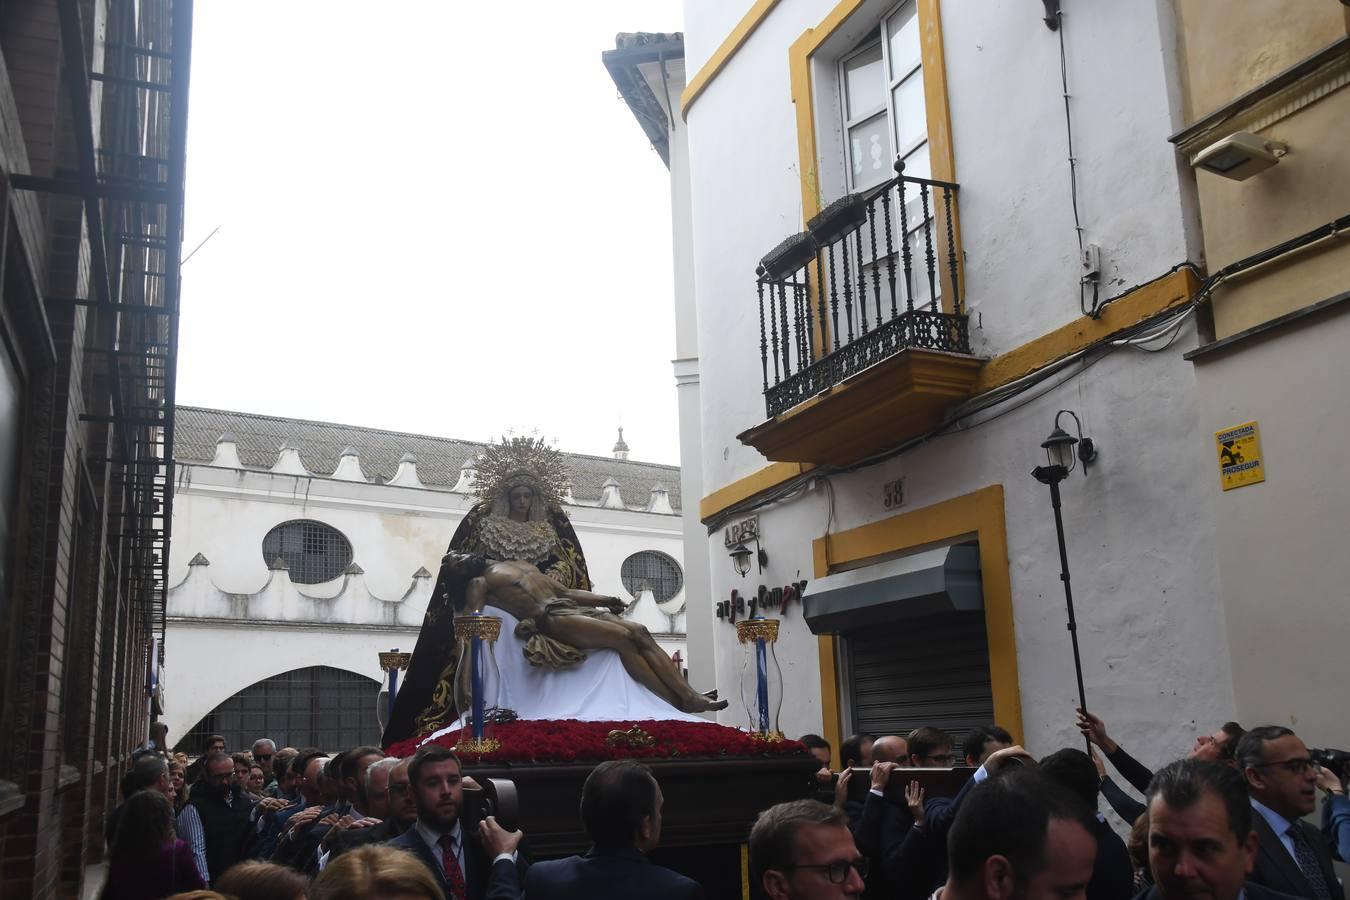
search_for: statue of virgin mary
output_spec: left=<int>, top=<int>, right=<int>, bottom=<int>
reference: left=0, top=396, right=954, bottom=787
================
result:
left=382, top=436, right=593, bottom=745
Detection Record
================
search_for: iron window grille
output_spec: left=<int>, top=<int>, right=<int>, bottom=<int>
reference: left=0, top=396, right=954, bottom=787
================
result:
left=621, top=551, right=684, bottom=603
left=261, top=519, right=353, bottom=584
left=180, top=666, right=381, bottom=754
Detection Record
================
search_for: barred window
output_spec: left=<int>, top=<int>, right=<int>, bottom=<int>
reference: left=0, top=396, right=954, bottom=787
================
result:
left=179, top=666, right=380, bottom=754
left=261, top=519, right=352, bottom=584
left=621, top=550, right=683, bottom=603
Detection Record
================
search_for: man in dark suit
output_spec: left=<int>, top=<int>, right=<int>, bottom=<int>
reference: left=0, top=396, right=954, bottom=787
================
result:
left=933, top=770, right=1097, bottom=900
left=1039, top=748, right=1135, bottom=900
left=386, top=744, right=526, bottom=900
left=523, top=759, right=701, bottom=899
left=1139, top=757, right=1306, bottom=900
left=1235, top=727, right=1344, bottom=900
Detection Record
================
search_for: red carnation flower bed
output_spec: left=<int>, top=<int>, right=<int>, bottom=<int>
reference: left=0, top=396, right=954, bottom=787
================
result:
left=386, top=719, right=807, bottom=765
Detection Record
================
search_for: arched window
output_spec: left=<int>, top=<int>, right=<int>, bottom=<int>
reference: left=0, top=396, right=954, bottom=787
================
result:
left=179, top=666, right=380, bottom=754
left=620, top=550, right=683, bottom=603
left=261, top=519, right=352, bottom=584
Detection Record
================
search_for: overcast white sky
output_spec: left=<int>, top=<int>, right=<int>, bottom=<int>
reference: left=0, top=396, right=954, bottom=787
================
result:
left=177, top=1, right=686, bottom=465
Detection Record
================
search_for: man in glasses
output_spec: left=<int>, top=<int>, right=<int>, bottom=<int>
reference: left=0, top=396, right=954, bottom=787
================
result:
left=752, top=799, right=867, bottom=899
left=1237, top=727, right=1344, bottom=900
left=325, top=757, right=417, bottom=863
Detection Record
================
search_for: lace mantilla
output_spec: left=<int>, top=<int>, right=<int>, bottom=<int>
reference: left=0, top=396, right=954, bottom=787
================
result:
left=476, top=516, right=556, bottom=563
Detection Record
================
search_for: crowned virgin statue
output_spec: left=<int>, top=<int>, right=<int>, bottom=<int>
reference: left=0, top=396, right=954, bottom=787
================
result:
left=382, top=436, right=721, bottom=748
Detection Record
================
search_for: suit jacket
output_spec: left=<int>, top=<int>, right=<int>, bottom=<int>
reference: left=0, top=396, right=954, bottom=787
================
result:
left=1250, top=810, right=1345, bottom=900
left=328, top=817, right=405, bottom=860
left=1089, top=815, right=1135, bottom=900
left=1133, top=881, right=1309, bottom=900
left=386, top=822, right=525, bottom=900
left=523, top=846, right=703, bottom=900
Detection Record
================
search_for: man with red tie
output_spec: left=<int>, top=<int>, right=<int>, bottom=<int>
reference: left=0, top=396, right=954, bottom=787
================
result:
left=387, top=745, right=526, bottom=899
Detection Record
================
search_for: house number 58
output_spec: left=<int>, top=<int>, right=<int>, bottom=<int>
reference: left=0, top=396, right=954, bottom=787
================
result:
left=883, top=478, right=904, bottom=509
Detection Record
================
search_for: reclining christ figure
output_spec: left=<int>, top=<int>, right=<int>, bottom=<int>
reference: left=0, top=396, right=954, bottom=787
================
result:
left=444, top=552, right=727, bottom=715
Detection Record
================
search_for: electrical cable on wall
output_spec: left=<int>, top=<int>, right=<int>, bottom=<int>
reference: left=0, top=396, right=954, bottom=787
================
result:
left=1054, top=8, right=1101, bottom=319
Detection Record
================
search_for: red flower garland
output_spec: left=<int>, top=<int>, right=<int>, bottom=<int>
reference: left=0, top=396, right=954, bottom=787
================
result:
left=385, top=719, right=807, bottom=765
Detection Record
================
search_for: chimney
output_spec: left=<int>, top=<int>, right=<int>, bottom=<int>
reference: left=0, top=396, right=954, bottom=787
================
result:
left=599, top=477, right=626, bottom=509
left=271, top=441, right=309, bottom=476
left=646, top=482, right=674, bottom=514
left=210, top=433, right=242, bottom=468
left=451, top=455, right=478, bottom=493
left=390, top=452, right=423, bottom=488
left=332, top=446, right=369, bottom=482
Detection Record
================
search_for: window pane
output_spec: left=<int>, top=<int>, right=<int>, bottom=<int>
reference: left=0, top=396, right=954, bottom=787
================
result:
left=849, top=114, right=892, bottom=189
left=843, top=44, right=885, bottom=120
left=892, top=72, right=927, bottom=155
left=887, top=3, right=921, bottom=77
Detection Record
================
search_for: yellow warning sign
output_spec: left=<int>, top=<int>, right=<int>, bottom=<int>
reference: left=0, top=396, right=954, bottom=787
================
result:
left=1215, top=421, right=1265, bottom=491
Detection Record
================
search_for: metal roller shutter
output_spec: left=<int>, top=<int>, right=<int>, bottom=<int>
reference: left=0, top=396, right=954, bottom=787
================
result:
left=845, top=610, right=994, bottom=744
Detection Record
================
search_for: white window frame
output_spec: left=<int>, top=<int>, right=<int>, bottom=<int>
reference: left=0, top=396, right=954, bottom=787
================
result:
left=836, top=0, right=930, bottom=194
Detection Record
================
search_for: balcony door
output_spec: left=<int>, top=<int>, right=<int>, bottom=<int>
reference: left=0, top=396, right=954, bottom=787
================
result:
left=838, top=2, right=938, bottom=316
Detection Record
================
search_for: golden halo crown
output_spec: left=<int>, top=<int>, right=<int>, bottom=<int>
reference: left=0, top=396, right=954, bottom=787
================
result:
left=471, top=434, right=571, bottom=509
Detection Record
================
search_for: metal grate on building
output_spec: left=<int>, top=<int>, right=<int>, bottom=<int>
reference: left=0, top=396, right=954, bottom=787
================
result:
left=179, top=666, right=381, bottom=754
left=844, top=610, right=994, bottom=745
left=261, top=519, right=353, bottom=584
left=621, top=550, right=684, bottom=602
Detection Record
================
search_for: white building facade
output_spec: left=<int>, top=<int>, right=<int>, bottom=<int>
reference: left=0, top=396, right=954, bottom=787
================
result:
left=615, top=1, right=1265, bottom=765
left=163, top=407, right=689, bottom=752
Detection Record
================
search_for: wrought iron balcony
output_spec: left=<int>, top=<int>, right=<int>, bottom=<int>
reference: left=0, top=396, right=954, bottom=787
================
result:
left=754, top=161, right=970, bottom=420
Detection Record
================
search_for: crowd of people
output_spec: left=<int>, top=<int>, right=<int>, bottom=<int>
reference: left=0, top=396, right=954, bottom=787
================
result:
left=100, top=714, right=1348, bottom=900
left=783, top=713, right=1348, bottom=900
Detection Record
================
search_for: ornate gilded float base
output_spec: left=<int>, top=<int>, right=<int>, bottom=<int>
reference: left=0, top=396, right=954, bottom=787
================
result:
left=455, top=736, right=502, bottom=755
left=749, top=730, right=786, bottom=743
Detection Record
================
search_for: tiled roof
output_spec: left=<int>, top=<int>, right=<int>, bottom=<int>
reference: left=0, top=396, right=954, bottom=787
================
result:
left=173, top=406, right=682, bottom=513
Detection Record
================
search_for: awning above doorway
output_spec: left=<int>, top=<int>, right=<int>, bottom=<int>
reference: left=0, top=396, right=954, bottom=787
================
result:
left=803, top=543, right=982, bottom=634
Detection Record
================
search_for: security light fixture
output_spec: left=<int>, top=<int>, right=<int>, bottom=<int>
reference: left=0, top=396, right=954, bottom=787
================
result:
left=1193, top=131, right=1287, bottom=181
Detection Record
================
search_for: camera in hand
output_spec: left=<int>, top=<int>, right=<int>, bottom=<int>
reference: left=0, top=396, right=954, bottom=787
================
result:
left=1310, top=748, right=1350, bottom=777
left=460, top=777, right=520, bottom=832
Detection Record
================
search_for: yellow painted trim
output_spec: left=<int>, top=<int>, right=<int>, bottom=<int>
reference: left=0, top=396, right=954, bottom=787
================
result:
left=971, top=267, right=1202, bottom=393
left=818, top=635, right=843, bottom=767
left=680, top=0, right=784, bottom=119
left=699, top=266, right=1202, bottom=522
left=812, top=485, right=1024, bottom=743
left=698, top=461, right=816, bottom=522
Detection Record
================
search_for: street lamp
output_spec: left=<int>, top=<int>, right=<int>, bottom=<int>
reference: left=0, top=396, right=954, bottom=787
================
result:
left=1031, top=410, right=1096, bottom=753
left=729, top=539, right=769, bottom=578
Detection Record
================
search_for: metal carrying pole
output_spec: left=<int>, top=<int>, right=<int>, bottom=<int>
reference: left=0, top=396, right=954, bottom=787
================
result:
left=1046, top=477, right=1092, bottom=755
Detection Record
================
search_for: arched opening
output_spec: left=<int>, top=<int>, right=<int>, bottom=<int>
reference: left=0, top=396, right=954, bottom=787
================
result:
left=177, top=666, right=380, bottom=754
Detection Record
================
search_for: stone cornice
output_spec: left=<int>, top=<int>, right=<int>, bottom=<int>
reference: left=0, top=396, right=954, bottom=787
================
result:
left=1171, top=36, right=1350, bottom=157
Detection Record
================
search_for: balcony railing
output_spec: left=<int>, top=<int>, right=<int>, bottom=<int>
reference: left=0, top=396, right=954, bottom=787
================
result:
left=755, top=161, right=969, bottom=419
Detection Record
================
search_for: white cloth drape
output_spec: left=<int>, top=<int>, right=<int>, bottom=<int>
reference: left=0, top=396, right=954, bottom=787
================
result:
left=420, top=605, right=701, bottom=747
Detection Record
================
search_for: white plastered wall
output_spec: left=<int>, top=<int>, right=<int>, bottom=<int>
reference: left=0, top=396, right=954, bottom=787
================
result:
left=681, top=0, right=1235, bottom=756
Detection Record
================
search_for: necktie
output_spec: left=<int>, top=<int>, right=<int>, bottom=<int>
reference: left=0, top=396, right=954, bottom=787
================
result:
left=438, top=833, right=467, bottom=900
left=1286, top=824, right=1331, bottom=900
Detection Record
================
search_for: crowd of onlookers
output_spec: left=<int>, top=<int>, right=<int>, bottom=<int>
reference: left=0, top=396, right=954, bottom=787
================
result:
left=785, top=713, right=1349, bottom=900
left=100, top=714, right=1349, bottom=900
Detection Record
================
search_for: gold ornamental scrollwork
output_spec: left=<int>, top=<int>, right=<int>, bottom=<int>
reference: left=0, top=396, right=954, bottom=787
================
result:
left=605, top=726, right=656, bottom=749
left=378, top=651, right=412, bottom=672
left=454, top=615, right=503, bottom=642
left=736, top=618, right=780, bottom=644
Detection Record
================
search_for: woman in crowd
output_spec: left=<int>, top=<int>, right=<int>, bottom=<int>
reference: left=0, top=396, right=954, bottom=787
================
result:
left=101, top=789, right=204, bottom=899
left=213, top=860, right=308, bottom=900
left=310, top=845, right=444, bottom=900
left=168, top=759, right=188, bottom=813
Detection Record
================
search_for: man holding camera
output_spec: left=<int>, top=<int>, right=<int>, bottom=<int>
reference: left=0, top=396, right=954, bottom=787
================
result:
left=1236, top=727, right=1344, bottom=900
left=387, top=745, right=527, bottom=900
